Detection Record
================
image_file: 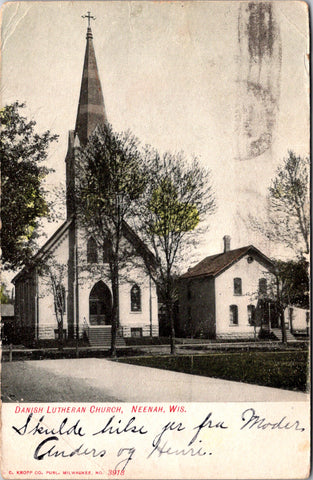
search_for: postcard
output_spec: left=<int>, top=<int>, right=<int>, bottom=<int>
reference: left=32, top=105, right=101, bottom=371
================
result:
left=1, top=1, right=310, bottom=479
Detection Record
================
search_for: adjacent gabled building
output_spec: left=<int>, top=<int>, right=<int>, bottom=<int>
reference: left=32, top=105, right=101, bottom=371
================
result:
left=179, top=236, right=275, bottom=339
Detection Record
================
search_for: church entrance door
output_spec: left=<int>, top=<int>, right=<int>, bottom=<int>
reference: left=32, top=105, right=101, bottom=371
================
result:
left=89, top=281, right=112, bottom=325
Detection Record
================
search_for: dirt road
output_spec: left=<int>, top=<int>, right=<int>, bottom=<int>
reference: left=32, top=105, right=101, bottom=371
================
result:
left=1, top=357, right=308, bottom=403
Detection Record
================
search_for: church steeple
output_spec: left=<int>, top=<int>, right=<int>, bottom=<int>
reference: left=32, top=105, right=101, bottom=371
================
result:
left=66, top=14, right=107, bottom=219
left=74, top=15, right=107, bottom=146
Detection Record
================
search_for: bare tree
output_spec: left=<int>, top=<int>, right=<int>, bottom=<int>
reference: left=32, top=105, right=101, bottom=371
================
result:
left=40, top=258, right=67, bottom=351
left=248, top=151, right=310, bottom=343
left=249, top=151, right=310, bottom=257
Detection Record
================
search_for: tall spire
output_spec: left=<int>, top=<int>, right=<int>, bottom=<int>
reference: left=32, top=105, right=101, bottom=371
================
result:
left=75, top=15, right=107, bottom=146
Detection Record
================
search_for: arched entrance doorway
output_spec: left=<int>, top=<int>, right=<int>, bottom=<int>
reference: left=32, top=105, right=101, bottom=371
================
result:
left=89, top=281, right=112, bottom=325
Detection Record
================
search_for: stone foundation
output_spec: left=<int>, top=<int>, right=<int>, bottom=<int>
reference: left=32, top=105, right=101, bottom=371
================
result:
left=38, top=323, right=158, bottom=340
left=38, top=325, right=58, bottom=340
left=121, top=324, right=159, bottom=337
left=39, top=324, right=88, bottom=340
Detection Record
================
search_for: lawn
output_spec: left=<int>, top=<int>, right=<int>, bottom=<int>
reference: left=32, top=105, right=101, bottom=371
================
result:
left=118, top=350, right=309, bottom=392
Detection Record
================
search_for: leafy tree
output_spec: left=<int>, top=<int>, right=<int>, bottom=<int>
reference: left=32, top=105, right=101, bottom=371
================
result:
left=75, top=124, right=146, bottom=357
left=1, top=102, right=58, bottom=270
left=273, top=259, right=309, bottom=309
left=248, top=151, right=309, bottom=342
left=0, top=283, right=12, bottom=304
left=249, top=151, right=310, bottom=257
left=259, top=258, right=309, bottom=343
left=139, top=151, right=216, bottom=354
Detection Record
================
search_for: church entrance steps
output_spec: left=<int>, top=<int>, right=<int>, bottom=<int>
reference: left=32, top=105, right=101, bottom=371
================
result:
left=271, top=328, right=298, bottom=342
left=87, top=326, right=126, bottom=347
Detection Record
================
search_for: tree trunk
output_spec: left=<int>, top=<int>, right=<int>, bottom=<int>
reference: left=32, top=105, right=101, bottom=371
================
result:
left=58, top=314, right=64, bottom=352
left=280, top=306, right=287, bottom=344
left=166, top=301, right=176, bottom=355
left=165, top=275, right=176, bottom=355
left=289, top=308, right=293, bottom=334
left=110, top=307, right=118, bottom=358
left=110, top=267, right=119, bottom=358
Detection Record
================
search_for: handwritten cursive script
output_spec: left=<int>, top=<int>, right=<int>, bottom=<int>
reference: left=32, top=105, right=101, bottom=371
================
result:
left=10, top=407, right=306, bottom=471
left=241, top=408, right=306, bottom=432
left=12, top=414, right=85, bottom=437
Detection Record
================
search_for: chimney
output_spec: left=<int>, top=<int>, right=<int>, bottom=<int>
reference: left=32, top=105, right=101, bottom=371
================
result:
left=223, top=235, right=231, bottom=253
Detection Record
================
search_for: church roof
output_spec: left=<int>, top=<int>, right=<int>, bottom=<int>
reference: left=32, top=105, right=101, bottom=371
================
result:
left=12, top=218, right=156, bottom=283
left=122, top=221, right=156, bottom=271
left=12, top=219, right=73, bottom=283
left=181, top=245, right=273, bottom=279
left=75, top=26, right=107, bottom=146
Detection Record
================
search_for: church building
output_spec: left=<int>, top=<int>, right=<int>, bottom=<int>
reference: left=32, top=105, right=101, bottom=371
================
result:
left=12, top=21, right=159, bottom=346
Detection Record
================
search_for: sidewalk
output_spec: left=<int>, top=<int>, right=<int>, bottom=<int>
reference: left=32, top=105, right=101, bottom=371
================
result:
left=2, top=339, right=308, bottom=362
left=2, top=357, right=308, bottom=402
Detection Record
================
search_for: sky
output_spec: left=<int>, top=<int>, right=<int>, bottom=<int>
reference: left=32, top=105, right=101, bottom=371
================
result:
left=1, top=1, right=310, bottom=283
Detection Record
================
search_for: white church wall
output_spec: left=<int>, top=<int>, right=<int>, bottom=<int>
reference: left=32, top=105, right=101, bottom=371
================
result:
left=76, top=231, right=159, bottom=337
left=119, top=265, right=158, bottom=337
left=77, top=229, right=111, bottom=335
left=37, top=232, right=69, bottom=339
left=215, top=254, right=273, bottom=335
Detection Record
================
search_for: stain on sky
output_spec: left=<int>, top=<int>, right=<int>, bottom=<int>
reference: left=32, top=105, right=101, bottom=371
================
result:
left=236, top=2, right=281, bottom=160
left=247, top=3, right=274, bottom=61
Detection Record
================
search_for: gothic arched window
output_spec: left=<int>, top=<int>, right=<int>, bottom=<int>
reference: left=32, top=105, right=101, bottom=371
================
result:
left=131, top=284, right=141, bottom=312
left=87, top=237, right=98, bottom=263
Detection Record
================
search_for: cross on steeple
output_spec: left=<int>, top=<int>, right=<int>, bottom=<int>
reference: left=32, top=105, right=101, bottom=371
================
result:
left=81, top=11, right=96, bottom=28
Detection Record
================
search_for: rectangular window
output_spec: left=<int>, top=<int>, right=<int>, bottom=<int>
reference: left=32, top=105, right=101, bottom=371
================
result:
left=259, top=278, right=267, bottom=295
left=131, top=328, right=142, bottom=338
left=247, top=305, right=256, bottom=325
left=230, top=305, right=238, bottom=325
left=54, top=329, right=67, bottom=340
left=234, top=278, right=242, bottom=295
